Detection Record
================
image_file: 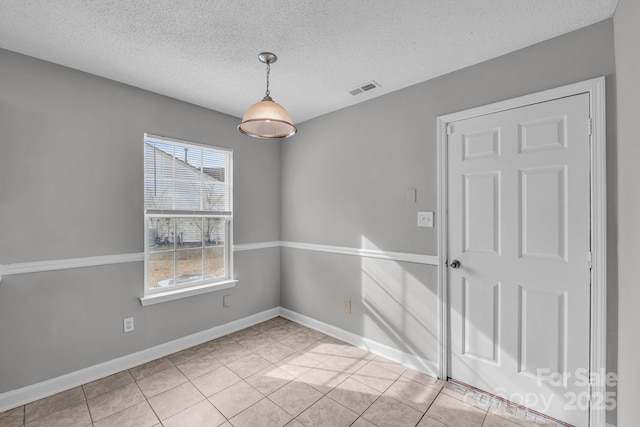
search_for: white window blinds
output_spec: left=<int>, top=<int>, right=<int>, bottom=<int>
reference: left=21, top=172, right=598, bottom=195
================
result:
left=144, top=134, right=231, bottom=215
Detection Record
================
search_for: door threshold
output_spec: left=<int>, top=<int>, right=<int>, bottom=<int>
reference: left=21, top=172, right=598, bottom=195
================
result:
left=445, top=379, right=573, bottom=427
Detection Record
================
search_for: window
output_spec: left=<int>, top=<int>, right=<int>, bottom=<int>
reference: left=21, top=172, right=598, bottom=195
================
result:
left=143, top=134, right=233, bottom=299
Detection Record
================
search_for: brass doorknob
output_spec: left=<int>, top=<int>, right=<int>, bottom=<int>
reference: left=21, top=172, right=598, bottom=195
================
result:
left=450, top=260, right=461, bottom=269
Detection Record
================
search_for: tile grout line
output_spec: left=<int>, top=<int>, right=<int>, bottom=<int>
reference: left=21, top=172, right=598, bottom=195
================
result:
left=8, top=317, right=568, bottom=427
left=404, top=375, right=441, bottom=427
left=79, top=383, right=90, bottom=427
left=141, top=377, right=163, bottom=427
left=164, top=319, right=299, bottom=425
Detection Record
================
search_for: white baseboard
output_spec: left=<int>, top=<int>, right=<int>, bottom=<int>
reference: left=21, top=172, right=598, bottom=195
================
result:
left=0, top=306, right=439, bottom=413
left=279, top=307, right=439, bottom=379
left=0, top=307, right=280, bottom=412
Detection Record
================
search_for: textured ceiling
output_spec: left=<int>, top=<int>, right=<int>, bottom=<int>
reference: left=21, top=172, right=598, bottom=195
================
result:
left=0, top=0, right=618, bottom=124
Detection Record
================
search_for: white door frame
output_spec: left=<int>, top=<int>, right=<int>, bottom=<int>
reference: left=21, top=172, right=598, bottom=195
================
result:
left=436, top=77, right=607, bottom=426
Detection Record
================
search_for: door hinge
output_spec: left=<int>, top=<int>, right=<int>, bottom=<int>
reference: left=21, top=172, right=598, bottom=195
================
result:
left=587, top=381, right=593, bottom=402
left=587, top=251, right=592, bottom=269
left=447, top=124, right=454, bottom=135
left=587, top=118, right=593, bottom=136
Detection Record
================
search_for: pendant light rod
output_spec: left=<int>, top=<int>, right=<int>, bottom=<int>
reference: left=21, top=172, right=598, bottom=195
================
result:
left=265, top=61, right=270, bottom=98
left=259, top=52, right=276, bottom=100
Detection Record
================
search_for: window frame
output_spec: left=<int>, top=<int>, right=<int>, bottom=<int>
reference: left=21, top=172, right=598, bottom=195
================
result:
left=142, top=133, right=234, bottom=304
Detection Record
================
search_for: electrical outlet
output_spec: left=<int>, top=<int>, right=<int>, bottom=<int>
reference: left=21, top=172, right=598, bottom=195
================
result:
left=344, top=299, right=351, bottom=314
left=123, top=317, right=134, bottom=333
left=223, top=294, right=231, bottom=308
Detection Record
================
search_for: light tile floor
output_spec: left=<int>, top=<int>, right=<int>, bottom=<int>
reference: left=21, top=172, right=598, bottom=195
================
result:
left=0, top=317, right=569, bottom=427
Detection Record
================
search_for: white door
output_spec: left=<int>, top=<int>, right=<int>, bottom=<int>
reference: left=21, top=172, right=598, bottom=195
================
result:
left=447, top=93, right=591, bottom=426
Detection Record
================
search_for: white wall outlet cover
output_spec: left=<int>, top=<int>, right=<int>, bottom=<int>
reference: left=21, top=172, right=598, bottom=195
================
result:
left=223, top=294, right=231, bottom=308
left=418, top=211, right=434, bottom=227
left=343, top=299, right=351, bottom=314
left=123, top=317, right=134, bottom=333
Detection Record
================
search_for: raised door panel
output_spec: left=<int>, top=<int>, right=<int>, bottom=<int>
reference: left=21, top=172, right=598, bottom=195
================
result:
left=463, top=128, right=501, bottom=160
left=463, top=172, right=501, bottom=255
left=462, top=278, right=501, bottom=366
left=519, top=166, right=567, bottom=261
left=518, top=115, right=567, bottom=153
left=518, top=286, right=568, bottom=385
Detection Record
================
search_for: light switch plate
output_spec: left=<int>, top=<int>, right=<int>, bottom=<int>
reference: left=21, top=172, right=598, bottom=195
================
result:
left=418, top=211, right=434, bottom=227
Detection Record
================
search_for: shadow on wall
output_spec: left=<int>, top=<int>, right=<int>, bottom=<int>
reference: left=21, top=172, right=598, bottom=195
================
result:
left=360, top=236, right=437, bottom=369
left=358, top=234, right=585, bottom=420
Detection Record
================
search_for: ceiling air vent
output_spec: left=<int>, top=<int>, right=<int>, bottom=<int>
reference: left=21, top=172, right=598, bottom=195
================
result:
left=348, top=81, right=381, bottom=96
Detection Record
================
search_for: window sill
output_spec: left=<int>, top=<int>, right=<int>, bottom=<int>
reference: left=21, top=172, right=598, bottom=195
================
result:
left=140, top=279, right=238, bottom=306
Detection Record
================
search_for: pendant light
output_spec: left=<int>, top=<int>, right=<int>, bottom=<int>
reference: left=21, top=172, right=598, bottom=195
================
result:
left=238, top=52, right=297, bottom=139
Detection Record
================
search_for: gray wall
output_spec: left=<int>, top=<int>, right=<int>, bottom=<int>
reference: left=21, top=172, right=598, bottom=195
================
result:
left=0, top=49, right=281, bottom=393
left=281, top=17, right=617, bottom=417
left=614, top=0, right=640, bottom=425
left=0, top=16, right=626, bottom=424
